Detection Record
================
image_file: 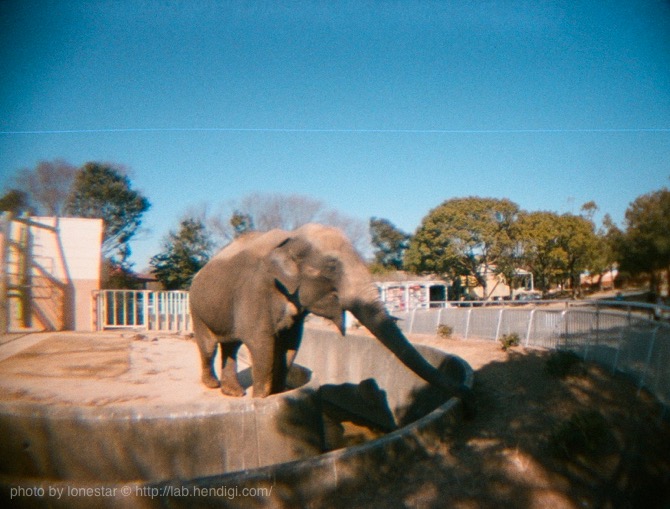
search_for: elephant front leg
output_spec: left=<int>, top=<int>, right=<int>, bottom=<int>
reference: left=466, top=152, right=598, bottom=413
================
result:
left=219, top=342, right=245, bottom=397
left=273, top=321, right=304, bottom=393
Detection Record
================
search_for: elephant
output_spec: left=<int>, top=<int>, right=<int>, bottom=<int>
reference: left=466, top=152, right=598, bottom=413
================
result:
left=189, top=223, right=473, bottom=415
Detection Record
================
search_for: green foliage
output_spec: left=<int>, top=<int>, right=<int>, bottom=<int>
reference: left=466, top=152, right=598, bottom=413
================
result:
left=614, top=188, right=670, bottom=294
left=516, top=210, right=599, bottom=297
left=499, top=332, right=520, bottom=351
left=545, top=350, right=582, bottom=378
left=515, top=211, right=565, bottom=295
left=549, top=410, right=613, bottom=458
left=0, top=189, right=33, bottom=214
left=101, top=259, right=143, bottom=290
left=369, top=217, right=410, bottom=270
left=405, top=197, right=519, bottom=298
left=436, top=324, right=453, bottom=339
left=150, top=217, right=214, bottom=290
left=65, top=163, right=151, bottom=263
left=586, top=213, right=619, bottom=290
left=556, top=213, right=598, bottom=297
left=230, top=210, right=254, bottom=237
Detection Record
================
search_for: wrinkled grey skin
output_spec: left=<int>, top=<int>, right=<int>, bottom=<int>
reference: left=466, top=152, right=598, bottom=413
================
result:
left=189, top=224, right=473, bottom=414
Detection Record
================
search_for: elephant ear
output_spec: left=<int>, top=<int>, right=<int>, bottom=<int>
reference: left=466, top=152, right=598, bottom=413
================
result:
left=268, top=237, right=312, bottom=294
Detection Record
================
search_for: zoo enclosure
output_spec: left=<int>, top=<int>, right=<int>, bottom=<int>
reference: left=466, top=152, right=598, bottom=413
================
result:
left=94, top=290, right=670, bottom=413
left=94, top=290, right=190, bottom=332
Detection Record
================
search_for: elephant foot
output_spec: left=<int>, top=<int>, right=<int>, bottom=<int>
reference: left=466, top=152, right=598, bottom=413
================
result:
left=201, top=373, right=221, bottom=389
left=220, top=384, right=246, bottom=397
left=252, top=382, right=272, bottom=398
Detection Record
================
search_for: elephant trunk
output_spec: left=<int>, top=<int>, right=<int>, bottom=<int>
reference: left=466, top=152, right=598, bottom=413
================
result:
left=350, top=300, right=455, bottom=392
left=349, top=299, right=475, bottom=418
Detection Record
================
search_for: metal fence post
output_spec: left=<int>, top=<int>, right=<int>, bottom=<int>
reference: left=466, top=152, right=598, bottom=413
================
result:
left=524, top=308, right=535, bottom=347
left=142, top=291, right=149, bottom=329
left=409, top=308, right=417, bottom=334
left=495, top=308, right=504, bottom=341
left=560, top=309, right=568, bottom=348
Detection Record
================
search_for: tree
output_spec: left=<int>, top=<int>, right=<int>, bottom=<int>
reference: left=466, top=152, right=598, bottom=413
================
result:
left=516, top=211, right=599, bottom=297
left=230, top=210, right=254, bottom=238
left=580, top=200, right=599, bottom=222
left=584, top=213, right=619, bottom=291
left=65, top=163, right=151, bottom=264
left=209, top=193, right=370, bottom=254
left=405, top=197, right=519, bottom=298
left=0, top=189, right=33, bottom=214
left=555, top=213, right=598, bottom=297
left=614, top=188, right=670, bottom=294
left=14, top=159, right=77, bottom=215
left=150, top=217, right=214, bottom=290
left=516, top=211, right=565, bottom=296
left=369, top=217, right=410, bottom=271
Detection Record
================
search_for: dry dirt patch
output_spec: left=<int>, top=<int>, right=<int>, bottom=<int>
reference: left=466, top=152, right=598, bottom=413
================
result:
left=324, top=335, right=670, bottom=509
left=0, top=335, right=131, bottom=378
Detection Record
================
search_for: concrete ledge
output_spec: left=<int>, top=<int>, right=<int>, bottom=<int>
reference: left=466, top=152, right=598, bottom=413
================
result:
left=0, top=364, right=322, bottom=482
left=0, top=328, right=473, bottom=508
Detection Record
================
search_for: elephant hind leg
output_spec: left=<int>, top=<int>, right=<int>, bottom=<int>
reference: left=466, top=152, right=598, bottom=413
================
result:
left=247, top=341, right=274, bottom=398
left=193, top=315, right=221, bottom=389
left=219, top=341, right=246, bottom=397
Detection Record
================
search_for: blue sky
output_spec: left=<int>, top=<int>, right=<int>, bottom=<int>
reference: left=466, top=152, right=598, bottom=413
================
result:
left=1, top=0, right=669, bottom=269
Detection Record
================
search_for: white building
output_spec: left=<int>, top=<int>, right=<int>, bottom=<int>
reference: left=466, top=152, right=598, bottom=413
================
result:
left=1, top=215, right=103, bottom=332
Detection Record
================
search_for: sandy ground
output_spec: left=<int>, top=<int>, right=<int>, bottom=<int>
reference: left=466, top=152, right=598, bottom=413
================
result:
left=0, top=332, right=233, bottom=408
left=0, top=330, right=669, bottom=508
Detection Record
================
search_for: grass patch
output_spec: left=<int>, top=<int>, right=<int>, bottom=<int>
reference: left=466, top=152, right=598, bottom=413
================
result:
left=437, top=324, right=453, bottom=339
left=499, top=333, right=520, bottom=351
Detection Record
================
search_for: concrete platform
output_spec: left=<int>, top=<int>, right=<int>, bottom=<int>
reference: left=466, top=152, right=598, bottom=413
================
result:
left=0, top=332, right=322, bottom=483
left=0, top=328, right=473, bottom=508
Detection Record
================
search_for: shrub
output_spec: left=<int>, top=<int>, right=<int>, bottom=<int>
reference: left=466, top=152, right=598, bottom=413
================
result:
left=545, top=350, right=582, bottom=378
left=548, top=410, right=613, bottom=458
left=437, top=324, right=453, bottom=339
left=499, top=333, right=520, bottom=351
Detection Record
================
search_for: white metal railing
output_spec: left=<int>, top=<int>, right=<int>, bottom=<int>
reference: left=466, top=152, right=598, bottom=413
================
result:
left=94, top=290, right=191, bottom=332
left=393, top=301, right=670, bottom=414
left=92, top=292, right=670, bottom=413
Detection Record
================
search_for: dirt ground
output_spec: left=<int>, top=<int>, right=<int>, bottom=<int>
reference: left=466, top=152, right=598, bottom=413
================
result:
left=0, top=331, right=669, bottom=508
left=330, top=334, right=670, bottom=509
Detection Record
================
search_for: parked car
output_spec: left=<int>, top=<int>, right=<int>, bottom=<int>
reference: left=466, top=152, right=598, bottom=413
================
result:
left=514, top=291, right=542, bottom=301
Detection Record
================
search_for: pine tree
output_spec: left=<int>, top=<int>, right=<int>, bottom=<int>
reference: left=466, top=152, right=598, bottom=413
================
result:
left=150, top=218, right=214, bottom=290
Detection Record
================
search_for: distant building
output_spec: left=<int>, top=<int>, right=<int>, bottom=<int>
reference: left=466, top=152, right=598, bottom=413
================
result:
left=374, top=267, right=535, bottom=310
left=135, top=272, right=162, bottom=291
left=468, top=266, right=534, bottom=301
left=580, top=269, right=618, bottom=291
left=376, top=280, right=447, bottom=312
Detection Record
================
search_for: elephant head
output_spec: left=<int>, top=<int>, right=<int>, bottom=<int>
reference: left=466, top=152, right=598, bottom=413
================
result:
left=268, top=224, right=474, bottom=415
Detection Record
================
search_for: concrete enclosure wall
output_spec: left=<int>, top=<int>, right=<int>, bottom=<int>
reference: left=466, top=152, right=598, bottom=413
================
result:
left=0, top=328, right=472, bottom=499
